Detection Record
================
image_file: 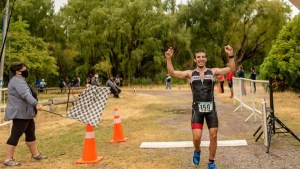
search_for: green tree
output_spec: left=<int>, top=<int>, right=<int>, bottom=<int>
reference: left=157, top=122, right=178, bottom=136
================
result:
left=260, top=15, right=300, bottom=91
left=5, top=17, right=58, bottom=84
left=60, top=0, right=173, bottom=84
left=177, top=0, right=289, bottom=67
left=12, top=0, right=54, bottom=37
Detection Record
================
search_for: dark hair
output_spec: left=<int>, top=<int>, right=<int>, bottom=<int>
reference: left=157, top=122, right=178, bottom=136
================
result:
left=10, top=62, right=26, bottom=75
left=194, top=49, right=206, bottom=58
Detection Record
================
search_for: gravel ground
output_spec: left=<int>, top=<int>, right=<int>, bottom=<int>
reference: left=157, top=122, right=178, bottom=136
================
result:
left=134, top=89, right=300, bottom=169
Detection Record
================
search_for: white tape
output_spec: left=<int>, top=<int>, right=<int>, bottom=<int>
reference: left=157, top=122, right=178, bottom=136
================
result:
left=85, top=132, right=95, bottom=139
left=114, top=118, right=121, bottom=124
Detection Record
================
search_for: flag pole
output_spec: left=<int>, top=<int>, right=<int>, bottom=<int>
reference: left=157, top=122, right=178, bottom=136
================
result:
left=0, top=0, right=10, bottom=102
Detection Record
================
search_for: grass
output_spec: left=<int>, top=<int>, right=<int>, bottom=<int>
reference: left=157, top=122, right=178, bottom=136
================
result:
left=0, top=86, right=299, bottom=169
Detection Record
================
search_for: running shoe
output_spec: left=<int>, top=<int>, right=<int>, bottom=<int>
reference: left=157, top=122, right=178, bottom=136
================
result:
left=208, top=162, right=217, bottom=169
left=192, top=150, right=200, bottom=165
left=32, top=152, right=47, bottom=160
left=3, top=159, right=21, bottom=166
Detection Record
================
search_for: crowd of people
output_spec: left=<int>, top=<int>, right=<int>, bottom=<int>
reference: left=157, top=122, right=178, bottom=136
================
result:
left=30, top=72, right=125, bottom=99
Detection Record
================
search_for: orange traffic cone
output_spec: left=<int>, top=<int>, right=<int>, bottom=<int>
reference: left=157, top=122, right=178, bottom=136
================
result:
left=75, top=124, right=103, bottom=164
left=110, top=108, right=128, bottom=143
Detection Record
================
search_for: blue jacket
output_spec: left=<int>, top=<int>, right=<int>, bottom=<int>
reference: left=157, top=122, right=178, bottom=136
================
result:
left=5, top=76, right=38, bottom=120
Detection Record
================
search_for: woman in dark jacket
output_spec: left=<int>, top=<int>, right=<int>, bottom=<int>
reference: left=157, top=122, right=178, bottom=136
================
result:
left=3, top=62, right=47, bottom=166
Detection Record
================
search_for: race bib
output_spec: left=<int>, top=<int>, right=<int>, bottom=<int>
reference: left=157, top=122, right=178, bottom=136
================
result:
left=198, top=102, right=213, bottom=112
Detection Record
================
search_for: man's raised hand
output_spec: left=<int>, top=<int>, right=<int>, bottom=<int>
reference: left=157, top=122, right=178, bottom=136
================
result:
left=224, top=45, right=234, bottom=57
left=165, top=47, right=174, bottom=59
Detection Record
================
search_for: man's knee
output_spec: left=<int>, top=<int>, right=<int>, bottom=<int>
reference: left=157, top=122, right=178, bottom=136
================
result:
left=193, top=136, right=201, bottom=142
left=209, top=130, right=218, bottom=141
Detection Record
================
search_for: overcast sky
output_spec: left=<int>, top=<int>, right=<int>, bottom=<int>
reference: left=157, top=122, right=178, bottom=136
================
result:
left=53, top=0, right=68, bottom=13
left=54, top=0, right=299, bottom=17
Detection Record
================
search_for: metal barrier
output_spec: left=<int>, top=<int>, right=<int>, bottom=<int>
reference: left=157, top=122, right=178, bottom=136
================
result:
left=232, top=77, right=269, bottom=122
left=0, top=90, right=78, bottom=128
left=0, top=88, right=8, bottom=127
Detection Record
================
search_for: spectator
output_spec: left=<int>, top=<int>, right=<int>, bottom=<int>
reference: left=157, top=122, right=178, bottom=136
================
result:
left=39, top=79, right=46, bottom=92
left=119, top=77, right=123, bottom=87
left=73, top=77, right=80, bottom=87
left=237, top=66, right=246, bottom=95
left=165, top=74, right=172, bottom=89
left=115, top=76, right=121, bottom=86
left=85, top=77, right=91, bottom=88
left=59, top=79, right=66, bottom=92
left=65, top=77, right=70, bottom=87
left=4, top=62, right=46, bottom=166
left=91, top=74, right=100, bottom=86
left=34, top=80, right=40, bottom=88
left=250, top=67, right=257, bottom=93
left=106, top=76, right=121, bottom=98
left=217, top=74, right=224, bottom=93
left=226, top=71, right=234, bottom=98
left=237, top=66, right=245, bottom=78
left=77, top=77, right=81, bottom=87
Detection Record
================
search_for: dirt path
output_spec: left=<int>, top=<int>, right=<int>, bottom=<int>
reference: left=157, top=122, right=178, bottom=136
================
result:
left=134, top=89, right=300, bottom=169
left=0, top=88, right=299, bottom=169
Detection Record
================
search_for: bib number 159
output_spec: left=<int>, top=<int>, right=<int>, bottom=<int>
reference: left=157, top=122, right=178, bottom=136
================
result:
left=198, top=102, right=213, bottom=112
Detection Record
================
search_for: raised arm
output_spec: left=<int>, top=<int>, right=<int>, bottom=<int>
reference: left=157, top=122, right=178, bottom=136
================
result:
left=165, top=47, right=191, bottom=80
left=213, top=45, right=236, bottom=76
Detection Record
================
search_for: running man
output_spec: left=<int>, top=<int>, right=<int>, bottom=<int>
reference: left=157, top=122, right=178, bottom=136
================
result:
left=165, top=45, right=235, bottom=169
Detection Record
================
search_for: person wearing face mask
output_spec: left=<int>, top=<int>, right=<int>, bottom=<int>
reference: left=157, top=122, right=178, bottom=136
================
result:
left=3, top=62, right=47, bottom=166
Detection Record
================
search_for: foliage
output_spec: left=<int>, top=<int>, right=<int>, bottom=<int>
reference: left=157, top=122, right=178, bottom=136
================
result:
left=5, top=17, right=58, bottom=84
left=12, top=0, right=54, bottom=38
left=260, top=15, right=300, bottom=91
left=1, top=0, right=294, bottom=86
left=132, top=77, right=153, bottom=85
left=177, top=0, right=289, bottom=67
left=60, top=0, right=174, bottom=84
left=94, top=59, right=112, bottom=78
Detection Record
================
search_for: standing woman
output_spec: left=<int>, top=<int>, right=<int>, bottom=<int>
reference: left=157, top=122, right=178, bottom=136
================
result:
left=3, top=62, right=47, bottom=166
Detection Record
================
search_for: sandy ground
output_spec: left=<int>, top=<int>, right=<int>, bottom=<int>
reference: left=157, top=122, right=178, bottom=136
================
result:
left=134, top=88, right=300, bottom=169
left=0, top=87, right=299, bottom=169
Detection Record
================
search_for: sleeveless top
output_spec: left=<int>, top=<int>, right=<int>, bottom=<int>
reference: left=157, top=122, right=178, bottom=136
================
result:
left=190, top=69, right=215, bottom=102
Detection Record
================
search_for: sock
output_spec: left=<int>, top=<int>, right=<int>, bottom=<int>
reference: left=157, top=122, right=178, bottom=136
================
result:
left=209, top=159, right=214, bottom=163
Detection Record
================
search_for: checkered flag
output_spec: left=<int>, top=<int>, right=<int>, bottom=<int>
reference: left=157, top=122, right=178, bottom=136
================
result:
left=66, top=85, right=110, bottom=127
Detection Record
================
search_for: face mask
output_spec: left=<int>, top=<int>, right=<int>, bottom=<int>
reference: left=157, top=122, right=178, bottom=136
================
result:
left=20, top=70, right=29, bottom=78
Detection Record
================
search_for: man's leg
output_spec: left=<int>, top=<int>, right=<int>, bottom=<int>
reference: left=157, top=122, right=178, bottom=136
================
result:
left=192, top=129, right=202, bottom=152
left=230, top=87, right=233, bottom=98
left=192, top=129, right=202, bottom=165
left=208, top=127, right=218, bottom=160
left=191, top=105, right=204, bottom=165
left=220, top=82, right=224, bottom=93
